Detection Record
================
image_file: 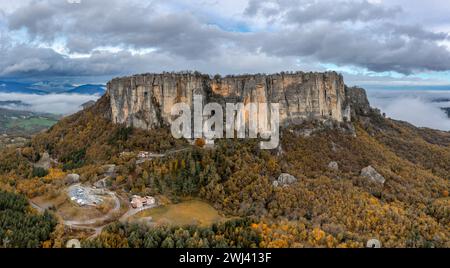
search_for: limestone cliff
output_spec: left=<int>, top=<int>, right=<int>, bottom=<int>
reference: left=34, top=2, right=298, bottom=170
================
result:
left=106, top=71, right=356, bottom=130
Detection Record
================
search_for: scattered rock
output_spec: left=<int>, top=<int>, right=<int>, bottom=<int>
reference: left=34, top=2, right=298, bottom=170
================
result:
left=65, top=174, right=80, bottom=184
left=328, top=161, right=339, bottom=171
left=345, top=86, right=371, bottom=117
left=81, top=100, right=96, bottom=110
left=94, top=177, right=109, bottom=189
left=331, top=142, right=338, bottom=152
left=276, top=144, right=284, bottom=157
left=273, top=173, right=297, bottom=187
left=66, top=239, right=81, bottom=248
left=102, top=164, right=117, bottom=178
left=295, top=129, right=314, bottom=138
left=366, top=239, right=381, bottom=248
left=361, top=166, right=385, bottom=184
left=103, top=164, right=116, bottom=173
left=34, top=152, right=51, bottom=170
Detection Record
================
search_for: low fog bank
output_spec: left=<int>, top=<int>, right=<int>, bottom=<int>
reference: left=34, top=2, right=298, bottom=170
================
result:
left=367, top=90, right=450, bottom=131
left=0, top=93, right=101, bottom=115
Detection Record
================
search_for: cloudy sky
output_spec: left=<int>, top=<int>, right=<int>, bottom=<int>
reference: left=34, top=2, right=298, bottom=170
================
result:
left=1, top=0, right=450, bottom=87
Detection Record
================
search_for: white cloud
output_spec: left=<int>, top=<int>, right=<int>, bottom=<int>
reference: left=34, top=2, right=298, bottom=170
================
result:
left=0, top=0, right=449, bottom=81
left=0, top=92, right=100, bottom=115
left=368, top=90, right=450, bottom=130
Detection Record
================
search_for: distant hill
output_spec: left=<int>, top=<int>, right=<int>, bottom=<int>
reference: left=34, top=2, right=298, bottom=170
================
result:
left=30, top=81, right=75, bottom=93
left=67, top=84, right=106, bottom=95
left=0, top=81, right=47, bottom=95
left=0, top=80, right=106, bottom=95
left=0, top=100, right=31, bottom=107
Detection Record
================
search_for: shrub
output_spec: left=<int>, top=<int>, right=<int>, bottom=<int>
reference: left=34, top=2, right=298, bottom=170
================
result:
left=195, top=138, right=206, bottom=148
left=32, top=167, right=48, bottom=178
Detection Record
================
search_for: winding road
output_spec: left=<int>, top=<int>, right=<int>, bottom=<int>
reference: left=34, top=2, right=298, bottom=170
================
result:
left=136, top=147, right=190, bottom=164
left=119, top=204, right=157, bottom=222
left=28, top=148, right=189, bottom=238
left=64, top=190, right=121, bottom=226
left=30, top=191, right=158, bottom=239
left=29, top=190, right=120, bottom=238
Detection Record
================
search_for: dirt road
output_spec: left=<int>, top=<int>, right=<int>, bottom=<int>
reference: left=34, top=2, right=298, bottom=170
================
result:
left=29, top=190, right=121, bottom=239
left=30, top=191, right=159, bottom=239
left=63, top=190, right=121, bottom=226
left=119, top=204, right=157, bottom=222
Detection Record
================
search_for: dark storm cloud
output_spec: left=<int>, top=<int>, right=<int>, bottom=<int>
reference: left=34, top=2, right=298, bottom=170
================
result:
left=0, top=40, right=303, bottom=78
left=0, top=44, right=150, bottom=77
left=242, top=0, right=450, bottom=74
left=7, top=0, right=232, bottom=58
left=381, top=23, right=449, bottom=41
left=244, top=0, right=401, bottom=23
left=255, top=23, right=450, bottom=74
left=1, top=0, right=450, bottom=78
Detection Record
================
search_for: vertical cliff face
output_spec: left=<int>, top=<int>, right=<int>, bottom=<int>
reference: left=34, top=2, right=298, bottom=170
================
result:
left=107, top=71, right=351, bottom=130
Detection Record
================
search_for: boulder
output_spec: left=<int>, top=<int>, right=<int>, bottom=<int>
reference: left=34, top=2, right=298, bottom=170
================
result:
left=65, top=174, right=80, bottom=184
left=345, top=86, right=371, bottom=117
left=366, top=239, right=381, bottom=248
left=94, top=177, right=109, bottom=189
left=102, top=164, right=116, bottom=174
left=328, top=161, right=339, bottom=171
left=273, top=173, right=297, bottom=187
left=66, top=239, right=81, bottom=248
left=34, top=152, right=51, bottom=170
left=361, top=166, right=385, bottom=184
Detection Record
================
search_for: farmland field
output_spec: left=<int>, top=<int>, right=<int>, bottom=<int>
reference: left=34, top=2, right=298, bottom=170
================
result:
left=133, top=200, right=226, bottom=227
left=0, top=108, right=59, bottom=136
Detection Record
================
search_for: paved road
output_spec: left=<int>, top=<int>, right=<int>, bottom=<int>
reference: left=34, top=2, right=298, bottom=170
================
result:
left=119, top=204, right=158, bottom=222
left=136, top=147, right=190, bottom=164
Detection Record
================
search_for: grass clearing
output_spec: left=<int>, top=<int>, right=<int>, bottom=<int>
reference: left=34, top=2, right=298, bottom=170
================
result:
left=133, top=199, right=226, bottom=227
left=7, top=117, right=57, bottom=130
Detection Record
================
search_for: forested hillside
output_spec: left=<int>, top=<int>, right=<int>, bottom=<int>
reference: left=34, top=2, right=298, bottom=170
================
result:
left=0, top=190, right=57, bottom=248
left=0, top=95, right=448, bottom=248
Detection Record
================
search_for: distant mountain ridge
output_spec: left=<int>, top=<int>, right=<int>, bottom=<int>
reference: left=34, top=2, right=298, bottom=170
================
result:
left=0, top=80, right=106, bottom=95
left=67, top=84, right=106, bottom=95
left=0, top=81, right=47, bottom=95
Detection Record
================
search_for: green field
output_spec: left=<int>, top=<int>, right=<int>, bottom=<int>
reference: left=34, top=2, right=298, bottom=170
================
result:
left=6, top=117, right=57, bottom=130
left=1, top=108, right=59, bottom=136
left=133, top=200, right=226, bottom=227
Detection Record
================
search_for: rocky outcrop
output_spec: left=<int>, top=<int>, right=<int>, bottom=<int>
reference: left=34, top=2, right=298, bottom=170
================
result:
left=33, top=152, right=56, bottom=170
left=328, top=161, right=339, bottom=171
left=361, top=166, right=385, bottom=184
left=65, top=174, right=80, bottom=184
left=93, top=164, right=117, bottom=188
left=273, top=173, right=297, bottom=187
left=106, top=71, right=353, bottom=130
left=344, top=86, right=372, bottom=118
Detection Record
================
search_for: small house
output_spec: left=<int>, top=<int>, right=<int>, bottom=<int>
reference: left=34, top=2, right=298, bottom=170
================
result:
left=131, top=195, right=156, bottom=209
